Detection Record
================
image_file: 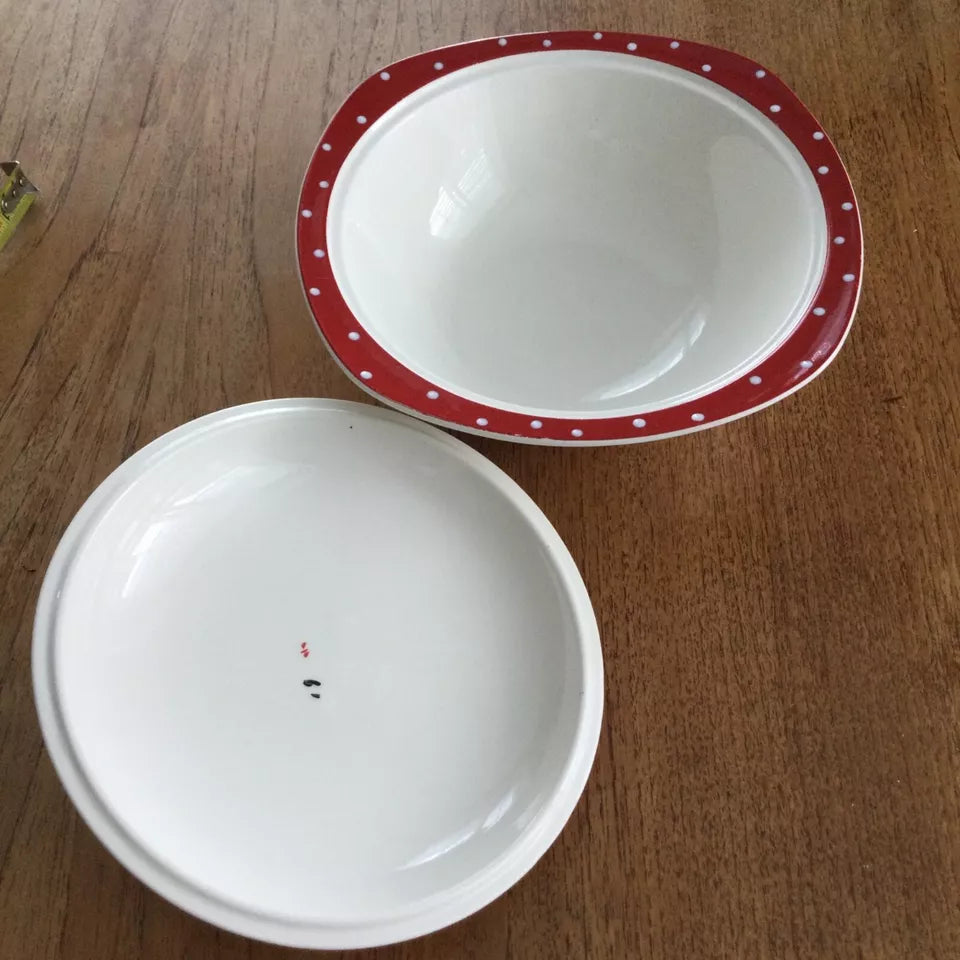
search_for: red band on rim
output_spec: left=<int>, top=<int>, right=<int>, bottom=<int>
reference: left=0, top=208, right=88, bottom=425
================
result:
left=298, top=31, right=862, bottom=443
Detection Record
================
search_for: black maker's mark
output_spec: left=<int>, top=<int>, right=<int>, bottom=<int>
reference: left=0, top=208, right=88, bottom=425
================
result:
left=303, top=678, right=322, bottom=699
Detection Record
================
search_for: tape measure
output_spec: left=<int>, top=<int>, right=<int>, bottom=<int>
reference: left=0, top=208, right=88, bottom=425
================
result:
left=0, top=162, right=38, bottom=252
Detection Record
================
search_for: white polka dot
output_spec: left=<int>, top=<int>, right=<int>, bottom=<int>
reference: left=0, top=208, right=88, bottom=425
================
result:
left=834, top=236, right=846, bottom=244
left=476, top=417, right=488, bottom=427
left=356, top=115, right=367, bottom=124
left=380, top=71, right=391, bottom=80
left=691, top=412, right=705, bottom=422
left=701, top=64, right=712, bottom=72
left=800, top=360, right=813, bottom=369
left=843, top=273, right=856, bottom=282
left=769, top=104, right=781, bottom=113
left=817, top=165, right=829, bottom=174
left=530, top=420, right=543, bottom=429
left=301, top=209, right=312, bottom=218
left=312, top=249, right=325, bottom=258
left=841, top=202, right=854, bottom=211
left=434, top=61, right=444, bottom=71
left=319, top=180, right=329, bottom=189
left=571, top=428, right=584, bottom=438
left=308, top=287, right=320, bottom=296
left=670, top=40, right=680, bottom=49
left=321, top=142, right=332, bottom=151
left=426, top=390, right=439, bottom=400
left=627, top=42, right=637, bottom=51
left=360, top=370, right=372, bottom=379
left=542, top=39, right=552, bottom=47
left=497, top=38, right=507, bottom=46
left=813, top=131, right=825, bottom=140
left=755, top=69, right=767, bottom=78
left=813, top=307, right=826, bottom=316
left=348, top=331, right=360, bottom=341
left=593, top=32, right=603, bottom=40
left=749, top=375, right=762, bottom=385
left=632, top=417, right=646, bottom=428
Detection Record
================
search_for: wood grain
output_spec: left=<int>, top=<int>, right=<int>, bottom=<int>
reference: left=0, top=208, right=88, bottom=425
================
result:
left=2, top=0, right=959, bottom=956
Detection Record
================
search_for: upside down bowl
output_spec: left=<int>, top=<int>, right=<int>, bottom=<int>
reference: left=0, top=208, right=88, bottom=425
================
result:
left=298, top=32, right=862, bottom=444
left=33, top=401, right=603, bottom=948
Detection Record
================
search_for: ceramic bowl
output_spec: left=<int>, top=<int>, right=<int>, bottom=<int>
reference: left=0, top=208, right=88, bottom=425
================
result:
left=33, top=400, right=603, bottom=948
left=298, top=32, right=862, bottom=444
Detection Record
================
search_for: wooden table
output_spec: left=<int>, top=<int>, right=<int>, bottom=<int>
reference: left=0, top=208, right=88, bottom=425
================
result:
left=2, top=0, right=958, bottom=957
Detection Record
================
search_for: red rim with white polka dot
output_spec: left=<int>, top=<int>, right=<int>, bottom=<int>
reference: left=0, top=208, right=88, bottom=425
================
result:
left=297, top=31, right=862, bottom=445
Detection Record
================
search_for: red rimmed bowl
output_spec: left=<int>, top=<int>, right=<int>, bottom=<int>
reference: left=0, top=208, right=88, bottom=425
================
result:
left=298, top=31, right=862, bottom=445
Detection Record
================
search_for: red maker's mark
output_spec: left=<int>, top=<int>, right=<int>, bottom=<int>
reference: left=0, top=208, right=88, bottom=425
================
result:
left=300, top=642, right=310, bottom=658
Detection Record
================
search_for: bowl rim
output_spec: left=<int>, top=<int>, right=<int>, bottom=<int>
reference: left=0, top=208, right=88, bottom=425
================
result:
left=297, top=31, right=863, bottom=445
left=32, top=398, right=604, bottom=948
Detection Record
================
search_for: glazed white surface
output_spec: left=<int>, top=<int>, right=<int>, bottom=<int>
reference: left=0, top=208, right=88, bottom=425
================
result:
left=329, top=51, right=827, bottom=418
left=34, top=400, right=602, bottom=948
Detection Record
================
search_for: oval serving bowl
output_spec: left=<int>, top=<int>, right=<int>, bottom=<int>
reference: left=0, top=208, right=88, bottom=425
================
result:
left=298, top=32, right=862, bottom=445
left=33, top=400, right=603, bottom=949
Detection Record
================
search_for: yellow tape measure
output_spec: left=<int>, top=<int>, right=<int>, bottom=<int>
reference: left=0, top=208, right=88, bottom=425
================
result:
left=0, top=162, right=38, bottom=252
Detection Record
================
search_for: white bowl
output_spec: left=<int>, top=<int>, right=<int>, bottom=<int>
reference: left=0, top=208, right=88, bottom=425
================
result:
left=298, top=32, right=862, bottom=444
left=33, top=400, right=603, bottom=948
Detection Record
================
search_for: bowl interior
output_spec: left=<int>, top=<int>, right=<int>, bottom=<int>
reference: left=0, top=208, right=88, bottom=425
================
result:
left=52, top=405, right=591, bottom=924
left=329, top=51, right=827, bottom=417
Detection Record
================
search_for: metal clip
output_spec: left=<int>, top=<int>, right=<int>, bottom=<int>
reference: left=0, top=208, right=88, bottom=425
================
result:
left=0, top=161, right=39, bottom=252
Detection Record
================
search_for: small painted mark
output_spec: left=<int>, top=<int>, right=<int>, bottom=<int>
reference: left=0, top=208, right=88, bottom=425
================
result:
left=300, top=642, right=310, bottom=658
left=303, top=679, right=322, bottom=699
